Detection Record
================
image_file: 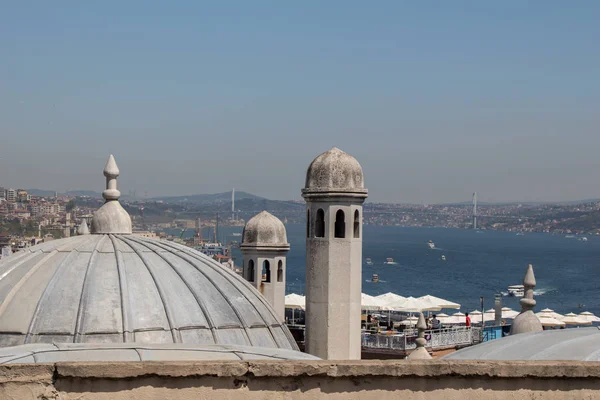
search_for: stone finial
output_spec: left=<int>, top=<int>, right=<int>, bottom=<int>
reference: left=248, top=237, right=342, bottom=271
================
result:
left=510, top=264, right=543, bottom=335
left=91, top=155, right=132, bottom=234
left=103, top=155, right=121, bottom=201
left=520, top=264, right=537, bottom=311
left=408, top=313, right=432, bottom=360
left=77, top=220, right=90, bottom=235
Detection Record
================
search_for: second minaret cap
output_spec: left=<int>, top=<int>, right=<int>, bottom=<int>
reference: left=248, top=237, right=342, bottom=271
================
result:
left=241, top=211, right=289, bottom=250
left=302, top=147, right=368, bottom=198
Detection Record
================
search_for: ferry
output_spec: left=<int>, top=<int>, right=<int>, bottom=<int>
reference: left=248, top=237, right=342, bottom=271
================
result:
left=371, top=274, right=379, bottom=283
left=507, top=285, right=525, bottom=297
left=365, top=258, right=373, bottom=265
left=383, top=258, right=394, bottom=264
left=428, top=240, right=435, bottom=249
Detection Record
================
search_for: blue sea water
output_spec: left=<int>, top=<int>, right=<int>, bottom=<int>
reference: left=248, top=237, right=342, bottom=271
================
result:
left=199, top=224, right=600, bottom=316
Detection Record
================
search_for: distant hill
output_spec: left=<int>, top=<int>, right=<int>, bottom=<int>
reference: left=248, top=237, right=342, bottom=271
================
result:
left=27, top=189, right=58, bottom=197
left=27, top=189, right=103, bottom=198
left=152, top=191, right=262, bottom=204
left=66, top=190, right=103, bottom=198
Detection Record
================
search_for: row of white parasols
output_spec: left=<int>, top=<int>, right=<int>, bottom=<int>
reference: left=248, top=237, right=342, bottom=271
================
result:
left=284, top=293, right=600, bottom=327
left=284, top=292, right=461, bottom=313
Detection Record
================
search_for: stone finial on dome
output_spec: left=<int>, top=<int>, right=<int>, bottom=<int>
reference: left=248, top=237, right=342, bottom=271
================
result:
left=510, top=264, right=543, bottom=335
left=302, top=147, right=368, bottom=199
left=240, top=211, right=289, bottom=251
left=408, top=313, right=432, bottom=360
left=77, top=220, right=90, bottom=235
left=91, top=155, right=132, bottom=234
left=103, top=154, right=121, bottom=201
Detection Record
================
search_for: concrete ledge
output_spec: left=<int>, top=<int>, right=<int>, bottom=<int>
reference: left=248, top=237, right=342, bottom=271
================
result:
left=0, top=364, right=54, bottom=383
left=42, top=360, right=600, bottom=379
left=56, top=361, right=249, bottom=379
left=3, top=360, right=600, bottom=400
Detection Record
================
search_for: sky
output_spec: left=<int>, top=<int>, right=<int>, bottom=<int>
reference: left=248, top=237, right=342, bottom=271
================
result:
left=1, top=1, right=599, bottom=204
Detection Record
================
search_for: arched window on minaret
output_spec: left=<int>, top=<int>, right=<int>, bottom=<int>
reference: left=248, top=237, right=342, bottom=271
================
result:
left=248, top=259, right=255, bottom=282
left=334, top=209, right=346, bottom=238
left=315, top=209, right=325, bottom=238
left=306, top=209, right=310, bottom=238
left=262, top=260, right=271, bottom=282
left=353, top=210, right=360, bottom=238
left=277, top=260, right=283, bottom=282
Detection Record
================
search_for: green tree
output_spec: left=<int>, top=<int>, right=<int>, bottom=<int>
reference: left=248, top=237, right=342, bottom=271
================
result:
left=66, top=199, right=76, bottom=212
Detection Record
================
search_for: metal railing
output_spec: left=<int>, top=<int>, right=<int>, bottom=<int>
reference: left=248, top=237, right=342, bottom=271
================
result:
left=362, top=326, right=475, bottom=351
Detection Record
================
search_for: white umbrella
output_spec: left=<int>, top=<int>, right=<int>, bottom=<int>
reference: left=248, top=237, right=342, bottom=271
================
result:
left=468, top=310, right=484, bottom=324
left=484, top=307, right=518, bottom=319
left=537, top=308, right=564, bottom=320
left=444, top=312, right=467, bottom=325
left=376, top=292, right=407, bottom=309
left=398, top=316, right=419, bottom=326
left=501, top=307, right=519, bottom=319
left=561, top=312, right=592, bottom=325
left=396, top=296, right=442, bottom=312
left=284, top=293, right=305, bottom=310
left=361, top=293, right=389, bottom=311
left=538, top=314, right=566, bottom=327
left=435, top=313, right=450, bottom=322
left=417, top=295, right=460, bottom=310
left=578, top=311, right=600, bottom=323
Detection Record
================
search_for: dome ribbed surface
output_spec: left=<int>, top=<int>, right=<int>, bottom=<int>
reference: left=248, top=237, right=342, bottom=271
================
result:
left=304, top=147, right=365, bottom=192
left=241, top=211, right=288, bottom=248
left=0, top=235, right=297, bottom=350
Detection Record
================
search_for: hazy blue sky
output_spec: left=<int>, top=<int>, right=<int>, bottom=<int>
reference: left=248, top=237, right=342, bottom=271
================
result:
left=1, top=2, right=599, bottom=203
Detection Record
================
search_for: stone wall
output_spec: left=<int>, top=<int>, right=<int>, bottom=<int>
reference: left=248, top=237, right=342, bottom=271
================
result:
left=2, top=360, right=600, bottom=399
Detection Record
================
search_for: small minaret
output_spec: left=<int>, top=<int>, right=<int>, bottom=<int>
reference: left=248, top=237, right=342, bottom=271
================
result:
left=302, top=147, right=368, bottom=360
left=510, top=264, right=543, bottom=335
left=91, top=155, right=132, bottom=234
left=77, top=220, right=90, bottom=235
left=240, top=211, right=290, bottom=321
left=407, top=313, right=432, bottom=360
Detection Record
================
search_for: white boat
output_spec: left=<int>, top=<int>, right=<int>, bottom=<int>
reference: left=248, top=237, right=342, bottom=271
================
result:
left=371, top=274, right=379, bottom=283
left=516, top=232, right=525, bottom=236
left=507, top=285, right=525, bottom=297
left=580, top=237, right=588, bottom=242
left=365, top=258, right=373, bottom=265
left=428, top=240, right=435, bottom=249
left=383, top=258, right=395, bottom=264
left=441, top=255, right=446, bottom=261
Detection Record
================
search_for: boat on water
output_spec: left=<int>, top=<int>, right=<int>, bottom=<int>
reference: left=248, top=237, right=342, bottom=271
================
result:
left=441, top=255, right=446, bottom=261
left=507, top=285, right=525, bottom=297
left=516, top=232, right=525, bottom=236
left=371, top=274, right=379, bottom=283
left=428, top=240, right=435, bottom=249
left=565, top=235, right=575, bottom=238
left=383, top=258, right=395, bottom=264
left=365, top=258, right=373, bottom=265
left=580, top=237, right=588, bottom=242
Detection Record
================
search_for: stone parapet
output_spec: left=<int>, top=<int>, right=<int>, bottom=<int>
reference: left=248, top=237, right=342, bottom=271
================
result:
left=3, top=360, right=600, bottom=399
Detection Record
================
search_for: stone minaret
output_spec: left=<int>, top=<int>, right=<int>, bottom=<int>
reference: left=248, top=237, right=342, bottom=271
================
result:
left=240, top=211, right=290, bottom=322
left=510, top=264, right=543, bottom=335
left=302, top=147, right=368, bottom=360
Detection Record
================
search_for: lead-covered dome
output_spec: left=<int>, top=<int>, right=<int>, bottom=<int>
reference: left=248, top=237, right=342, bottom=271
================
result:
left=303, top=147, right=366, bottom=195
left=0, top=155, right=299, bottom=354
left=0, top=234, right=297, bottom=350
left=241, top=211, right=289, bottom=249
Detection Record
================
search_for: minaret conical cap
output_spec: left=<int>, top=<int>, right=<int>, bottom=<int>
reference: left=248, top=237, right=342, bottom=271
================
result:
left=104, top=154, right=120, bottom=177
